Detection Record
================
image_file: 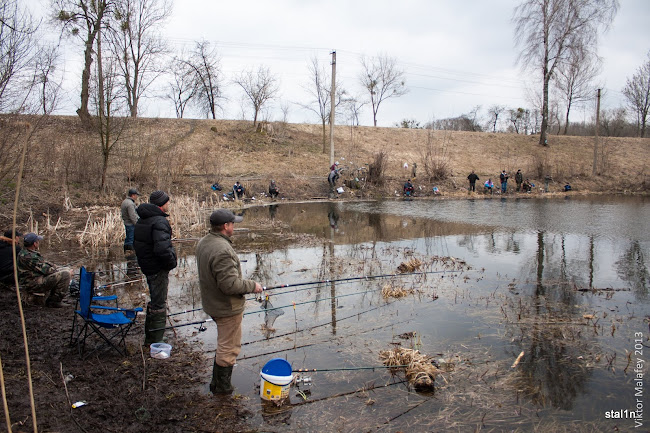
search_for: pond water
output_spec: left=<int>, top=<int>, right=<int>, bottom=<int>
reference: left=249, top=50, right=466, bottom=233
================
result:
left=81, top=196, right=650, bottom=431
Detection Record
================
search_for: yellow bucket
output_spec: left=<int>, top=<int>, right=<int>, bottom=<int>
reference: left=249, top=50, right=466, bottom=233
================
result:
left=260, top=358, right=294, bottom=401
left=260, top=373, right=292, bottom=401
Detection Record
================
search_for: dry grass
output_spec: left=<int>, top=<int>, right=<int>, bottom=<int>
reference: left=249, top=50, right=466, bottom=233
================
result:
left=379, top=347, right=440, bottom=391
left=397, top=258, right=423, bottom=273
left=0, top=115, right=648, bottom=229
left=381, top=284, right=413, bottom=299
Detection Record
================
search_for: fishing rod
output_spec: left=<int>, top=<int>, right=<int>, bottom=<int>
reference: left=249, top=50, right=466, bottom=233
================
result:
left=167, top=269, right=456, bottom=317
left=96, top=277, right=145, bottom=289
left=93, top=267, right=140, bottom=275
left=236, top=316, right=413, bottom=360
left=293, top=365, right=408, bottom=373
left=156, top=285, right=394, bottom=332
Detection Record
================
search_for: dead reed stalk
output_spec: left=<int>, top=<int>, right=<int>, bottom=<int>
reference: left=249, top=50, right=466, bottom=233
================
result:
left=379, top=347, right=440, bottom=391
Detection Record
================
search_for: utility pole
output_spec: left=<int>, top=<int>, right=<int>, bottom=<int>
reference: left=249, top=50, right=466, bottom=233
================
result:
left=329, top=51, right=336, bottom=167
left=592, top=88, right=601, bottom=175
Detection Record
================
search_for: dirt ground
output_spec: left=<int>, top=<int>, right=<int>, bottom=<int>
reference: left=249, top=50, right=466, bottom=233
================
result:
left=0, top=116, right=648, bottom=431
left=0, top=286, right=255, bottom=433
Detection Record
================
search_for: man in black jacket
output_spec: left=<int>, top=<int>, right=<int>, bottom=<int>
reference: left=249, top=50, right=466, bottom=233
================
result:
left=467, top=171, right=479, bottom=192
left=134, top=190, right=177, bottom=345
left=0, top=229, right=22, bottom=285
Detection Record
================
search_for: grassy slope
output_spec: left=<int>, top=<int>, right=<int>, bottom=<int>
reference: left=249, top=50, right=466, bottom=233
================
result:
left=3, top=115, right=649, bottom=225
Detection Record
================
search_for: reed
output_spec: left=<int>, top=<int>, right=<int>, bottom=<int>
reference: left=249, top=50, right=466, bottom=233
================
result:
left=379, top=347, right=439, bottom=391
left=73, top=195, right=219, bottom=248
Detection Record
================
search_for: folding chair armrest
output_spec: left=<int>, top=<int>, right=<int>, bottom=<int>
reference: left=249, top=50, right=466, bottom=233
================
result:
left=125, top=307, right=143, bottom=319
left=91, top=305, right=143, bottom=314
left=92, top=295, right=118, bottom=301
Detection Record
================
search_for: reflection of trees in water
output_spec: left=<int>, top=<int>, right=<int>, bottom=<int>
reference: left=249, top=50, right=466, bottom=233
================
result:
left=511, top=323, right=592, bottom=410
left=616, top=240, right=649, bottom=297
left=507, top=230, right=593, bottom=410
left=250, top=252, right=275, bottom=284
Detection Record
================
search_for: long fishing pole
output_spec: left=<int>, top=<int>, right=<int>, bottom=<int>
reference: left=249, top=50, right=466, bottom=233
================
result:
left=97, top=277, right=145, bottom=289
left=293, top=365, right=408, bottom=373
left=156, top=285, right=394, bottom=332
left=236, top=316, right=412, bottom=360
left=167, top=269, right=456, bottom=317
left=93, top=267, right=140, bottom=275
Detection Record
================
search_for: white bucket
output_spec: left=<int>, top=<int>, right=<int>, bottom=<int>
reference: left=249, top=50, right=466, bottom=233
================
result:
left=336, top=187, right=344, bottom=194
left=150, top=342, right=172, bottom=359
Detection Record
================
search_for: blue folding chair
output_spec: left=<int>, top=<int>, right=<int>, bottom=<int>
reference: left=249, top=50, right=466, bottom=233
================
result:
left=71, top=266, right=142, bottom=358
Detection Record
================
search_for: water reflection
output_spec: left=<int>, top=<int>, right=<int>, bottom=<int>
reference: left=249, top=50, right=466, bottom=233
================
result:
left=616, top=240, right=649, bottom=297
left=40, top=197, right=650, bottom=430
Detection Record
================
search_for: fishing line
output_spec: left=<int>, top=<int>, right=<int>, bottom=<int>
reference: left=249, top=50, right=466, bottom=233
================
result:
left=236, top=317, right=412, bottom=360
left=293, top=365, right=409, bottom=373
left=96, top=277, right=145, bottom=289
left=167, top=270, right=455, bottom=317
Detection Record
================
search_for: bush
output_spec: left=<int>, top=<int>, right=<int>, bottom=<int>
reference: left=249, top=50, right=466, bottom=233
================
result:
left=367, top=151, right=388, bottom=186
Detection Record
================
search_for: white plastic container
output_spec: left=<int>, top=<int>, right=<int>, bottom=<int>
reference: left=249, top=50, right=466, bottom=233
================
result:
left=150, top=342, right=172, bottom=359
left=260, top=358, right=294, bottom=401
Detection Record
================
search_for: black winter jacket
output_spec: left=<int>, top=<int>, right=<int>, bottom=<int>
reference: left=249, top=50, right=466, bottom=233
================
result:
left=0, top=238, right=21, bottom=283
left=134, top=203, right=177, bottom=276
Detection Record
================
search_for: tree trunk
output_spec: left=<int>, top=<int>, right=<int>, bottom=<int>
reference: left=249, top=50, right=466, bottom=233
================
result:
left=563, top=96, right=573, bottom=135
left=540, top=72, right=549, bottom=146
left=101, top=152, right=109, bottom=191
left=321, top=120, right=327, bottom=154
left=77, top=31, right=96, bottom=125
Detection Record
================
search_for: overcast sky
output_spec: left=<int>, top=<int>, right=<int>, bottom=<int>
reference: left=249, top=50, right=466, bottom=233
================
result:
left=27, top=0, right=650, bottom=127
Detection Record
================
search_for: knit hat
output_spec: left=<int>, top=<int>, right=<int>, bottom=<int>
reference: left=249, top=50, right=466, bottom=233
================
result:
left=150, top=190, right=170, bottom=207
left=3, top=229, right=22, bottom=238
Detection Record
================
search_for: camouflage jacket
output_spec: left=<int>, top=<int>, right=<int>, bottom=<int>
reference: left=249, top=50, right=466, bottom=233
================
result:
left=18, top=248, right=56, bottom=285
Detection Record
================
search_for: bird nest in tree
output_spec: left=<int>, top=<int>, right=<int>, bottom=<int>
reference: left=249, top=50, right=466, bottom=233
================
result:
left=381, top=284, right=413, bottom=299
left=397, top=259, right=422, bottom=273
left=379, top=347, right=439, bottom=391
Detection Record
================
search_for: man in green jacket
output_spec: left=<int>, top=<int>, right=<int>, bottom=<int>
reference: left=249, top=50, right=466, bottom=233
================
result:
left=196, top=209, right=263, bottom=394
left=18, top=233, right=71, bottom=307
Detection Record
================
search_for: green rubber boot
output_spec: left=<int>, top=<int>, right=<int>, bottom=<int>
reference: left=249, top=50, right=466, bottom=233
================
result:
left=209, top=361, right=234, bottom=394
left=144, top=308, right=167, bottom=345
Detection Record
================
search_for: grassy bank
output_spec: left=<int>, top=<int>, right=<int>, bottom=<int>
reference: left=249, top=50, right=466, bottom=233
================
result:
left=1, top=115, right=648, bottom=234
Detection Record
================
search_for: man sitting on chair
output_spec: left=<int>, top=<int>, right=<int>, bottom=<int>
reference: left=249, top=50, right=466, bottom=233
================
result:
left=233, top=182, right=245, bottom=200
left=18, top=233, right=71, bottom=308
left=403, top=179, right=415, bottom=197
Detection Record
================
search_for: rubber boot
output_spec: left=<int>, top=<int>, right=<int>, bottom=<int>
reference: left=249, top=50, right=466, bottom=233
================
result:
left=209, top=361, right=234, bottom=394
left=144, top=307, right=167, bottom=345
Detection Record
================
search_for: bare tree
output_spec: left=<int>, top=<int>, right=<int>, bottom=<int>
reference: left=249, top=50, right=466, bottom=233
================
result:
left=301, top=56, right=346, bottom=153
left=53, top=0, right=115, bottom=125
left=342, top=95, right=365, bottom=127
left=513, top=0, right=618, bottom=146
left=555, top=46, right=601, bottom=135
left=110, top=0, right=171, bottom=117
left=166, top=54, right=197, bottom=118
left=234, top=65, right=279, bottom=125
left=487, top=105, right=506, bottom=132
left=509, top=107, right=527, bottom=134
left=183, top=40, right=223, bottom=119
left=94, top=47, right=129, bottom=191
left=32, top=43, right=63, bottom=114
left=622, top=52, right=650, bottom=137
left=359, top=54, right=407, bottom=127
left=0, top=0, right=39, bottom=112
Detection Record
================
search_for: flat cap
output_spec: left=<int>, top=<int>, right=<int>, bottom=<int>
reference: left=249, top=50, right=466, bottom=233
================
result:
left=210, top=209, right=243, bottom=225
